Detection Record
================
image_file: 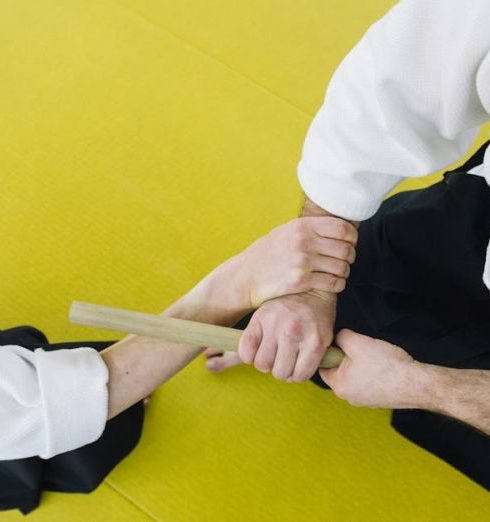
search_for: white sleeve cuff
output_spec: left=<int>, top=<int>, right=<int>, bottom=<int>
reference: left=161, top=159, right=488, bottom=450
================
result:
left=35, top=347, right=109, bottom=458
left=297, top=160, right=402, bottom=221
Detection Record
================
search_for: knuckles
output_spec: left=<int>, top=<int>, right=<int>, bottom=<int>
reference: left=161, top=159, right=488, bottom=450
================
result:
left=288, top=218, right=313, bottom=252
left=336, top=219, right=358, bottom=244
left=309, top=342, right=327, bottom=357
left=283, top=322, right=304, bottom=342
left=334, top=277, right=346, bottom=293
left=333, top=259, right=350, bottom=278
left=238, top=332, right=259, bottom=363
left=337, top=242, right=354, bottom=261
left=335, top=219, right=351, bottom=239
left=348, top=246, right=357, bottom=264
left=325, top=275, right=345, bottom=293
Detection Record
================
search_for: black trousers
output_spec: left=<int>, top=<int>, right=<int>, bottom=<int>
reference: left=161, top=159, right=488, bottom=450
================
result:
left=315, top=141, right=490, bottom=490
left=237, top=141, right=490, bottom=490
left=2, top=143, right=489, bottom=513
left=0, top=327, right=144, bottom=514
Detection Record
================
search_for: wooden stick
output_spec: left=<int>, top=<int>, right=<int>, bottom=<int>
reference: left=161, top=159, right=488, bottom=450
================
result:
left=69, top=301, right=345, bottom=369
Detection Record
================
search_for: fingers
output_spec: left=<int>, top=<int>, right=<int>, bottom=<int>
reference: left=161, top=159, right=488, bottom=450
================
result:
left=306, top=271, right=346, bottom=293
left=254, top=335, right=326, bottom=382
left=335, top=328, right=374, bottom=356
left=308, top=216, right=358, bottom=245
left=238, top=320, right=263, bottom=365
left=319, top=330, right=377, bottom=383
left=203, top=348, right=224, bottom=358
left=239, top=296, right=335, bottom=383
left=271, top=332, right=299, bottom=381
left=290, top=341, right=326, bottom=382
left=312, top=236, right=356, bottom=263
left=253, top=338, right=278, bottom=373
left=318, top=367, right=338, bottom=387
left=206, top=352, right=242, bottom=372
left=311, top=255, right=350, bottom=278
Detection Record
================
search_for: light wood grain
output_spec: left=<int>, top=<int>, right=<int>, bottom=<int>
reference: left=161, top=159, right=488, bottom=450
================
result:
left=69, top=301, right=345, bottom=368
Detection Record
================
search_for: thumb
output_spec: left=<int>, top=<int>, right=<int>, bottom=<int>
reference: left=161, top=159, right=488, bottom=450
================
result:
left=318, top=367, right=338, bottom=388
left=238, top=317, right=263, bottom=364
left=335, top=328, right=374, bottom=356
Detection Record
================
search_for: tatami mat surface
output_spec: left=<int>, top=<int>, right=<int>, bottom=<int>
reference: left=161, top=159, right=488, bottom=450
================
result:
left=1, top=1, right=489, bottom=520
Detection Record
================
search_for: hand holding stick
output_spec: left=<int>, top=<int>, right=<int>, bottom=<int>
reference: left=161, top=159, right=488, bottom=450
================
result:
left=69, top=301, right=345, bottom=369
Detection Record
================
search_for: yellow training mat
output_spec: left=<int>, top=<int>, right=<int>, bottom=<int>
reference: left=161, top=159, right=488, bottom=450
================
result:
left=1, top=1, right=489, bottom=521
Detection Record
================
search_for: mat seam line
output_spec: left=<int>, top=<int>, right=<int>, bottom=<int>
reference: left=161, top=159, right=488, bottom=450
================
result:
left=108, top=0, right=315, bottom=119
left=104, top=480, right=161, bottom=522
left=100, top=1, right=448, bottom=193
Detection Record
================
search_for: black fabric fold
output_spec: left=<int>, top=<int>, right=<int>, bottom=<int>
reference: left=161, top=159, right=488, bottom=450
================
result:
left=0, top=333, right=144, bottom=514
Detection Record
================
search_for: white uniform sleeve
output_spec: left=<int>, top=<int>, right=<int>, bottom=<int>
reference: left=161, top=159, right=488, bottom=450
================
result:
left=298, top=0, right=490, bottom=220
left=0, top=345, right=108, bottom=460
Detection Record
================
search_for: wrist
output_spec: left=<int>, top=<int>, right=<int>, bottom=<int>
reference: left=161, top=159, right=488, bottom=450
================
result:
left=164, top=255, right=253, bottom=325
left=305, top=289, right=337, bottom=306
left=301, top=195, right=360, bottom=228
left=401, top=362, right=447, bottom=411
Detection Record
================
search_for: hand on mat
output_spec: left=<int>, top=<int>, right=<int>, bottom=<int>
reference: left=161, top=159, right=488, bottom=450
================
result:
left=235, top=216, right=357, bottom=308
left=319, top=330, right=417, bottom=409
left=238, top=292, right=336, bottom=382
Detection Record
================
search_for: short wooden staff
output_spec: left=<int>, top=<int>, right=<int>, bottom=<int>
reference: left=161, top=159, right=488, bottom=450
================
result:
left=69, top=301, right=345, bottom=369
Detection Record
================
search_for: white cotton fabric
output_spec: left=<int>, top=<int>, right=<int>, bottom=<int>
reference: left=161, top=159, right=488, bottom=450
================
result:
left=468, top=164, right=484, bottom=177
left=0, top=345, right=108, bottom=459
left=297, top=0, right=490, bottom=290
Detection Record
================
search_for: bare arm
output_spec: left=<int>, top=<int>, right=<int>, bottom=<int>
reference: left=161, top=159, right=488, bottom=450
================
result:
left=320, top=329, right=490, bottom=436
left=236, top=196, right=359, bottom=383
left=101, top=262, right=251, bottom=419
left=101, top=210, right=359, bottom=418
left=419, top=365, right=490, bottom=436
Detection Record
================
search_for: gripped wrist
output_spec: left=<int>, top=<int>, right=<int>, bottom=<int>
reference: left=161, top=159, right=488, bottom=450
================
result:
left=166, top=255, right=253, bottom=323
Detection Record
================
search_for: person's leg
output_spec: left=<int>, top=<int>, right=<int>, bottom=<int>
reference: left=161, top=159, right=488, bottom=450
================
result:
left=0, top=327, right=49, bottom=514
left=204, top=144, right=490, bottom=489
left=206, top=140, right=490, bottom=372
left=391, top=351, right=490, bottom=491
left=314, top=150, right=490, bottom=488
left=0, top=331, right=144, bottom=514
left=39, top=341, right=144, bottom=495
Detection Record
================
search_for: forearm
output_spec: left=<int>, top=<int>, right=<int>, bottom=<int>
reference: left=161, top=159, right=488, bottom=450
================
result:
left=410, top=363, right=490, bottom=436
left=101, top=260, right=251, bottom=419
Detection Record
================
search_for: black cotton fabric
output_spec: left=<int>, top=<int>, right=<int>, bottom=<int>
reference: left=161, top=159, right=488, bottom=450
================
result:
left=237, top=142, right=490, bottom=490
left=2, top=142, right=489, bottom=513
left=312, top=141, right=490, bottom=489
left=0, top=329, right=144, bottom=514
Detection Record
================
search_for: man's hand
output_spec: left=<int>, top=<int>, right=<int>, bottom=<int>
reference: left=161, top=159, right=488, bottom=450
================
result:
left=319, top=330, right=490, bottom=437
left=202, top=199, right=357, bottom=376
left=234, top=216, right=357, bottom=308
left=319, top=330, right=420, bottom=409
left=238, top=292, right=336, bottom=382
